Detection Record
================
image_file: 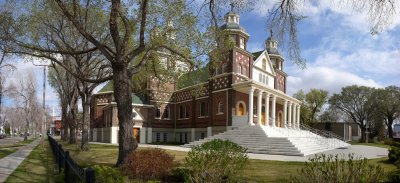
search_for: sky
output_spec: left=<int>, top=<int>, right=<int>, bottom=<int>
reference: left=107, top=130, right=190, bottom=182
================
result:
left=3, top=0, right=400, bottom=114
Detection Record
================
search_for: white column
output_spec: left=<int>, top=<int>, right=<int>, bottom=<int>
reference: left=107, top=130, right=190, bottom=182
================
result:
left=272, top=95, right=276, bottom=127
left=264, top=93, right=270, bottom=127
left=248, top=87, right=255, bottom=126
left=283, top=100, right=287, bottom=128
left=147, top=127, right=153, bottom=143
left=288, top=102, right=292, bottom=128
left=207, top=127, right=212, bottom=137
left=294, top=104, right=297, bottom=128
left=191, top=128, right=195, bottom=141
left=297, top=105, right=301, bottom=129
left=257, top=90, right=263, bottom=126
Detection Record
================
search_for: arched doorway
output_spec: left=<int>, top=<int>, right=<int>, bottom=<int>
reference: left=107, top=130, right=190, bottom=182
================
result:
left=261, top=106, right=265, bottom=125
left=278, top=112, right=282, bottom=127
left=236, top=101, right=246, bottom=116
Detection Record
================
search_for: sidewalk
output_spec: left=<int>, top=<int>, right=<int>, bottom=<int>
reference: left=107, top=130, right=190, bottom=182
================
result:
left=90, top=142, right=388, bottom=162
left=0, top=138, right=42, bottom=182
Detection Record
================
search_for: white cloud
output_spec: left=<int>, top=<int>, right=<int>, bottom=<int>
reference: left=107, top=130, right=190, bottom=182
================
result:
left=287, top=66, right=382, bottom=96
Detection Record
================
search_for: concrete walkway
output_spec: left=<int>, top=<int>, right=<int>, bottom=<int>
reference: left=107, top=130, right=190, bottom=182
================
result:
left=0, top=138, right=42, bottom=182
left=90, top=142, right=389, bottom=162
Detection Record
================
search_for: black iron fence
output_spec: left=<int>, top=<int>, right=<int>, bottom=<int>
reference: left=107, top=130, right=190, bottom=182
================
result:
left=48, top=134, right=96, bottom=183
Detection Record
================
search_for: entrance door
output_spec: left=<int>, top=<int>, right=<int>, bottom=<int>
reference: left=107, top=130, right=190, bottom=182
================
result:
left=261, top=106, right=265, bottom=125
left=133, top=128, right=140, bottom=143
left=278, top=112, right=282, bottom=127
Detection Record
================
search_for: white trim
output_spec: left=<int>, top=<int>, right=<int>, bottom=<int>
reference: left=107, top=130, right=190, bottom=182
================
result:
left=211, top=88, right=231, bottom=93
left=174, top=82, right=208, bottom=93
left=195, top=96, right=209, bottom=100
left=176, top=99, right=193, bottom=104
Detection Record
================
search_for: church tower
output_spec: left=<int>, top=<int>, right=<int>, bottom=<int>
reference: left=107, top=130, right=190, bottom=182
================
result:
left=265, top=32, right=287, bottom=93
left=216, top=6, right=253, bottom=83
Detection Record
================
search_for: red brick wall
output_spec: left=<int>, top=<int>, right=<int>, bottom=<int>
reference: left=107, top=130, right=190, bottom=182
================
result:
left=210, top=91, right=228, bottom=126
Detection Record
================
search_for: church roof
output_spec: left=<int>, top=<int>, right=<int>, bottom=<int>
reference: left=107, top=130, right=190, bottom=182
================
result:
left=178, top=66, right=209, bottom=89
left=220, top=22, right=247, bottom=32
left=252, top=51, right=264, bottom=59
left=98, top=81, right=113, bottom=92
left=97, top=80, right=145, bottom=105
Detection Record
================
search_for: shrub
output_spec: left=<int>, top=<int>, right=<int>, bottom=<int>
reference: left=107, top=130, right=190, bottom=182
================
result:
left=389, top=145, right=400, bottom=164
left=183, top=139, right=248, bottom=182
left=290, top=154, right=384, bottom=183
left=123, top=148, right=176, bottom=181
left=387, top=169, right=400, bottom=182
left=92, top=165, right=126, bottom=183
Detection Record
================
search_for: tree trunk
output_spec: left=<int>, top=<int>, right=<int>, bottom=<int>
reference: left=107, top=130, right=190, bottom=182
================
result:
left=113, top=65, right=137, bottom=167
left=68, top=112, right=76, bottom=144
left=61, top=101, right=69, bottom=141
left=387, top=116, right=394, bottom=139
left=80, top=93, right=91, bottom=151
left=360, top=126, right=366, bottom=143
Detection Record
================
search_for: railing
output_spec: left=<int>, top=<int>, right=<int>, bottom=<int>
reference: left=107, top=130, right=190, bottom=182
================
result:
left=300, top=123, right=345, bottom=141
left=48, top=134, right=96, bottom=183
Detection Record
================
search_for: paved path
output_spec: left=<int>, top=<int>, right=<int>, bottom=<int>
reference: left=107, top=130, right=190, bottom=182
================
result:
left=0, top=138, right=42, bottom=182
left=91, top=142, right=389, bottom=162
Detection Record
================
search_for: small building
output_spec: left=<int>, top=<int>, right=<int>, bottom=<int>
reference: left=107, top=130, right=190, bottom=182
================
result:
left=310, top=122, right=361, bottom=141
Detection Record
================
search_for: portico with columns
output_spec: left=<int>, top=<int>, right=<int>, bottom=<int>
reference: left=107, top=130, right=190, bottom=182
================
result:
left=232, top=82, right=301, bottom=129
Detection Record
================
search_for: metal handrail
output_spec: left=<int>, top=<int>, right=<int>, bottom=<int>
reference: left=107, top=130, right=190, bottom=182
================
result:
left=300, top=123, right=346, bottom=142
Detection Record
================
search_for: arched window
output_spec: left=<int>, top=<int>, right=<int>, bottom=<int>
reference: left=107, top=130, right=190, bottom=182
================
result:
left=217, top=102, right=224, bottom=114
left=185, top=105, right=190, bottom=118
left=155, top=107, right=161, bottom=118
left=237, top=64, right=242, bottom=74
left=236, top=101, right=246, bottom=116
left=179, top=105, right=185, bottom=119
left=242, top=66, right=247, bottom=76
left=200, top=102, right=206, bottom=117
left=239, top=38, right=245, bottom=49
left=222, top=63, right=227, bottom=73
left=163, top=106, right=170, bottom=119
left=262, top=59, right=267, bottom=70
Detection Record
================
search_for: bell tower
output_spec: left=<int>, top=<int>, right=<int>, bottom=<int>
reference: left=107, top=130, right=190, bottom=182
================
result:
left=217, top=5, right=253, bottom=82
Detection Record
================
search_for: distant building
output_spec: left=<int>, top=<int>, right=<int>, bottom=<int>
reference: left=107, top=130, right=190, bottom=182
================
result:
left=310, top=122, right=361, bottom=141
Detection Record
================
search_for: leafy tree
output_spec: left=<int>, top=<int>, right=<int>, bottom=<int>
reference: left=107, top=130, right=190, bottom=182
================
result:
left=371, top=86, right=400, bottom=138
left=329, top=85, right=375, bottom=142
left=293, top=89, right=328, bottom=124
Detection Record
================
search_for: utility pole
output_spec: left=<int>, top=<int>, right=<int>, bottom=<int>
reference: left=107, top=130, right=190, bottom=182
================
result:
left=42, top=66, right=46, bottom=136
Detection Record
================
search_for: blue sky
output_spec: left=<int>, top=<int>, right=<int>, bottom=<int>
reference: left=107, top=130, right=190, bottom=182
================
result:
left=5, top=1, right=400, bottom=114
left=240, top=0, right=400, bottom=95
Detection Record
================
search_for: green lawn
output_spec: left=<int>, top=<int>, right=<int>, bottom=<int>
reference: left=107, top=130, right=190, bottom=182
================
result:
left=349, top=141, right=390, bottom=148
left=0, top=148, right=17, bottom=159
left=56, top=141, right=396, bottom=182
left=0, top=138, right=36, bottom=159
left=5, top=139, right=62, bottom=183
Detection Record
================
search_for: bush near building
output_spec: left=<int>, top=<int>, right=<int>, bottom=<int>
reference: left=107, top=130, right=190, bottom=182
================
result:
left=183, top=139, right=249, bottom=182
left=290, top=154, right=384, bottom=183
left=123, top=148, right=176, bottom=181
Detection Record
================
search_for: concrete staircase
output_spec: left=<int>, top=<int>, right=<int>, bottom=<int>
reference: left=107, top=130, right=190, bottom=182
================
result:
left=182, top=125, right=350, bottom=156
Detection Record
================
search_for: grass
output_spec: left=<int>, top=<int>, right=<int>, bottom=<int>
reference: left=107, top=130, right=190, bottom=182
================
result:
left=0, top=148, right=17, bottom=159
left=56, top=141, right=397, bottom=182
left=349, top=141, right=390, bottom=148
left=5, top=139, right=62, bottom=183
left=0, top=138, right=36, bottom=159
left=0, top=138, right=37, bottom=148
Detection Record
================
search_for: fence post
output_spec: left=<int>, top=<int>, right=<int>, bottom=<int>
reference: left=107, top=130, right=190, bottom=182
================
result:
left=84, top=167, right=96, bottom=183
left=58, top=144, right=62, bottom=173
left=65, top=151, right=70, bottom=183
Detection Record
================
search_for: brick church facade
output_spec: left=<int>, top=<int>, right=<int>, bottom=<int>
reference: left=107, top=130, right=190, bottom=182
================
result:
left=90, top=10, right=301, bottom=144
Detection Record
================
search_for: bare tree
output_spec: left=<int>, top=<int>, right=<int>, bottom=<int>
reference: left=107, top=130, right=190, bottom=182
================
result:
left=8, top=70, right=40, bottom=140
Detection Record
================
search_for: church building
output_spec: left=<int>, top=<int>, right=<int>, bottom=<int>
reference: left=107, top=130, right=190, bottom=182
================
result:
left=90, top=10, right=302, bottom=145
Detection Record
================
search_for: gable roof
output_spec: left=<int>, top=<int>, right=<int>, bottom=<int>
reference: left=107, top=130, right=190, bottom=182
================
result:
left=252, top=50, right=276, bottom=76
left=98, top=81, right=113, bottom=93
